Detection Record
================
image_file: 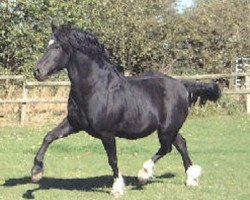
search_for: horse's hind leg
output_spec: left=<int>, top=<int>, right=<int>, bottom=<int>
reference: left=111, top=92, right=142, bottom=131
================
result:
left=138, top=126, right=176, bottom=184
left=173, top=133, right=201, bottom=186
left=31, top=118, right=78, bottom=182
left=173, top=133, right=192, bottom=171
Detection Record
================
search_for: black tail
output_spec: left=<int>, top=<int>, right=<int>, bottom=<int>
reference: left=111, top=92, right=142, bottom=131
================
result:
left=182, top=80, right=221, bottom=107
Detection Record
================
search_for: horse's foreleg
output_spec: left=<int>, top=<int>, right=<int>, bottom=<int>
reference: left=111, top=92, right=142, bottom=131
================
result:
left=173, top=133, right=201, bottom=186
left=101, top=134, right=125, bottom=197
left=31, top=118, right=77, bottom=182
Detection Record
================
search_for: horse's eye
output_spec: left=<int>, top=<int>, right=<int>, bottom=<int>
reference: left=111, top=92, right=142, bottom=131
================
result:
left=54, top=45, right=60, bottom=49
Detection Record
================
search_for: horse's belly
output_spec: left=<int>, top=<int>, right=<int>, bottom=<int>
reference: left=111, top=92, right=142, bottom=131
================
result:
left=116, top=124, right=157, bottom=139
left=115, top=111, right=159, bottom=139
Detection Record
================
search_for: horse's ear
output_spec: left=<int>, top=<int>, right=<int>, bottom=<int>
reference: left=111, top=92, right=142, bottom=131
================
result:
left=51, top=22, right=57, bottom=33
left=66, top=21, right=72, bottom=29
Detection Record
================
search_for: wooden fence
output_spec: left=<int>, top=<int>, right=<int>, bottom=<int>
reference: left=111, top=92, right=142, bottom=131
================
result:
left=0, top=73, right=250, bottom=125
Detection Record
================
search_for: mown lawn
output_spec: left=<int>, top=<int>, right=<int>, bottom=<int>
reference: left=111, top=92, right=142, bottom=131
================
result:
left=0, top=115, right=249, bottom=200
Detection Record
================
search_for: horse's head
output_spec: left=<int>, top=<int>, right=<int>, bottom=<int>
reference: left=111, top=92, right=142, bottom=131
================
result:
left=34, top=23, right=70, bottom=81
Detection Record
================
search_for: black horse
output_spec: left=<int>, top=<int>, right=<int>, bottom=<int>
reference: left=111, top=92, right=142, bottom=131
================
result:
left=32, top=23, right=221, bottom=197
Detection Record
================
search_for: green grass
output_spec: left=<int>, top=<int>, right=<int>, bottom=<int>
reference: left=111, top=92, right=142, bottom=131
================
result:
left=0, top=115, right=250, bottom=200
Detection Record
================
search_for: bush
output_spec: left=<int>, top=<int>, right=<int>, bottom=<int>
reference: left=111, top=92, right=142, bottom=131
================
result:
left=0, top=0, right=249, bottom=78
left=189, top=94, right=246, bottom=117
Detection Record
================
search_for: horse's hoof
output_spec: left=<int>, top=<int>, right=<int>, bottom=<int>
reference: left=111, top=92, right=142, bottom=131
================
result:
left=31, top=163, right=43, bottom=183
left=31, top=167, right=43, bottom=183
left=186, top=165, right=201, bottom=187
left=138, top=168, right=150, bottom=184
left=186, top=178, right=199, bottom=186
left=138, top=159, right=154, bottom=184
left=111, top=190, right=124, bottom=198
left=31, top=171, right=43, bottom=183
left=111, top=174, right=125, bottom=198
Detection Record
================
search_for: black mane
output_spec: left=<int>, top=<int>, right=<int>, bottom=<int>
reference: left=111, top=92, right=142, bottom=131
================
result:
left=54, top=24, right=117, bottom=68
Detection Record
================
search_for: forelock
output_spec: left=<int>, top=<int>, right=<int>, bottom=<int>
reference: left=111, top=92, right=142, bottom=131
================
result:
left=53, top=24, right=71, bottom=44
left=52, top=24, right=114, bottom=64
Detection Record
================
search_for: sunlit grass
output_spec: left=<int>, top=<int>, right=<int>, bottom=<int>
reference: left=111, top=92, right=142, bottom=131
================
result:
left=0, top=115, right=250, bottom=199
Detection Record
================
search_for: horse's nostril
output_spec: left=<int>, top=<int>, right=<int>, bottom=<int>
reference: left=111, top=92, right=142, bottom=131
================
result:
left=34, top=68, right=40, bottom=77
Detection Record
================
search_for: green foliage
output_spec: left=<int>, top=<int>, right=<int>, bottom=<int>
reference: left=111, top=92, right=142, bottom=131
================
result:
left=163, top=0, right=250, bottom=74
left=89, top=0, right=177, bottom=74
left=0, top=0, right=249, bottom=78
left=189, top=94, right=245, bottom=117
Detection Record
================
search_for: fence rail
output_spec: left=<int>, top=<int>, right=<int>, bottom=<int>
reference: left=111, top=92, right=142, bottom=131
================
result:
left=0, top=73, right=250, bottom=125
left=173, top=73, right=248, bottom=80
left=0, top=75, right=24, bottom=80
left=26, top=81, right=70, bottom=87
left=0, top=99, right=68, bottom=104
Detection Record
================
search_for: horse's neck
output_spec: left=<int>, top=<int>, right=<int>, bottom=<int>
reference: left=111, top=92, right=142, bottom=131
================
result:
left=67, top=53, right=120, bottom=95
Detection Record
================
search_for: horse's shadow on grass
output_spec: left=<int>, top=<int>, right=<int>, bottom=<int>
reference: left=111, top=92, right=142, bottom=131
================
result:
left=2, top=173, right=175, bottom=199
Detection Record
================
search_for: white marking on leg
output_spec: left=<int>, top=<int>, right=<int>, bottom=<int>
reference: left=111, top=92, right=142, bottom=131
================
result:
left=138, top=159, right=155, bottom=184
left=48, top=39, right=55, bottom=47
left=111, top=174, right=125, bottom=198
left=186, top=165, right=202, bottom=186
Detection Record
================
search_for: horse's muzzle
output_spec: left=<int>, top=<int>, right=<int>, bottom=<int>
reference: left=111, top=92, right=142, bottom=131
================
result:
left=33, top=68, right=46, bottom=81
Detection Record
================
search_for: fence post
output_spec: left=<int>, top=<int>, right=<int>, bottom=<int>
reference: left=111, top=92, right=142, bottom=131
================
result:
left=246, top=70, right=250, bottom=114
left=20, top=82, right=28, bottom=125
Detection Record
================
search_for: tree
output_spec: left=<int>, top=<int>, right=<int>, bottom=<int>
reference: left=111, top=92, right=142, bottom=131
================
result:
left=1, top=0, right=249, bottom=78
left=0, top=0, right=177, bottom=77
left=163, top=0, right=250, bottom=74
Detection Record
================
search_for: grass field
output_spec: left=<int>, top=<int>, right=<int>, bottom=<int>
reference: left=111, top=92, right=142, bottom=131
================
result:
left=0, top=115, right=250, bottom=200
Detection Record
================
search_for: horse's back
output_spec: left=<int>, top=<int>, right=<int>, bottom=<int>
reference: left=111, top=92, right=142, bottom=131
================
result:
left=126, top=73, right=188, bottom=106
left=115, top=74, right=188, bottom=138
